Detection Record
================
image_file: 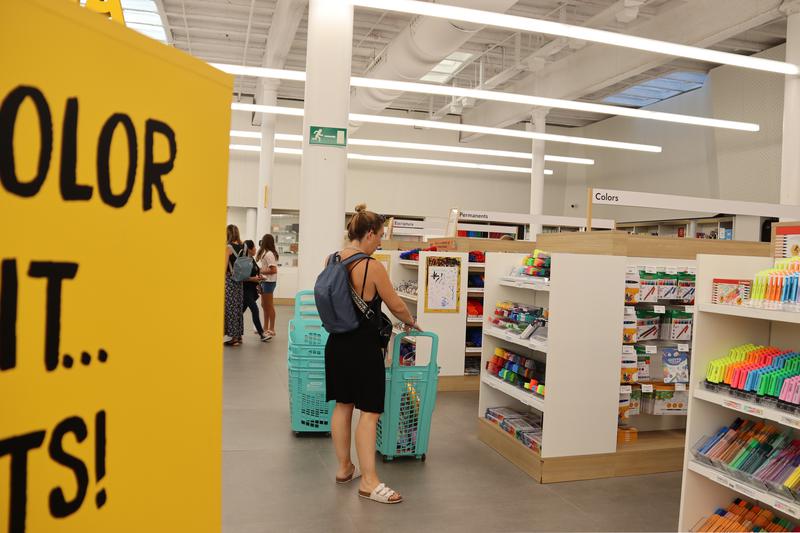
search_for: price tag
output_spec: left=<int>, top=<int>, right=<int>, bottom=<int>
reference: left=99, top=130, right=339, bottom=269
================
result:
left=653, top=305, right=666, bottom=314
left=645, top=345, right=657, bottom=354
left=666, top=267, right=678, bottom=275
left=684, top=306, right=695, bottom=314
left=642, top=383, right=654, bottom=393
left=723, top=399, right=743, bottom=411
left=645, top=266, right=657, bottom=274
left=624, top=306, right=636, bottom=316
left=779, top=415, right=800, bottom=430
left=678, top=344, right=690, bottom=352
left=626, top=266, right=637, bottom=275
left=744, top=405, right=764, bottom=417
left=622, top=345, right=635, bottom=355
left=734, top=482, right=759, bottom=499
left=675, top=383, right=687, bottom=391
left=620, top=385, right=632, bottom=394
left=772, top=498, right=799, bottom=518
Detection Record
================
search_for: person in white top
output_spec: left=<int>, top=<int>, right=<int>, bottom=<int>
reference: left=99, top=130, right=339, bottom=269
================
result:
left=256, top=234, right=279, bottom=340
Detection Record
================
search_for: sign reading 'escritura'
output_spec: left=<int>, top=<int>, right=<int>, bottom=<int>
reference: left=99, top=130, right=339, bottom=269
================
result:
left=0, top=1, right=232, bottom=532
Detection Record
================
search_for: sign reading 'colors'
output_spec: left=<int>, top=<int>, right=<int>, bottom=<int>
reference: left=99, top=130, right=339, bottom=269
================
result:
left=0, top=1, right=232, bottom=532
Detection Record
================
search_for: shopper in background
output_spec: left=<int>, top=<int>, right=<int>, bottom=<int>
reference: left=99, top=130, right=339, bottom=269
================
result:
left=224, top=224, right=245, bottom=346
left=242, top=240, right=269, bottom=342
left=326, top=204, right=419, bottom=504
left=256, top=234, right=279, bottom=340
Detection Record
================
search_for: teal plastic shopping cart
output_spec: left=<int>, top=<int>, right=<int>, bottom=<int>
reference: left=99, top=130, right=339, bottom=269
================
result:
left=376, top=331, right=439, bottom=461
left=287, top=290, right=334, bottom=435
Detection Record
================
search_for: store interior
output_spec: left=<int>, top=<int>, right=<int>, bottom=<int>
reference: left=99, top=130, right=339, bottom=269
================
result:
left=12, top=0, right=800, bottom=532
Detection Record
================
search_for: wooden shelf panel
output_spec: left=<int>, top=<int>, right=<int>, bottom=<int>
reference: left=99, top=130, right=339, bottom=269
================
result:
left=698, top=303, right=800, bottom=325
left=694, top=386, right=800, bottom=431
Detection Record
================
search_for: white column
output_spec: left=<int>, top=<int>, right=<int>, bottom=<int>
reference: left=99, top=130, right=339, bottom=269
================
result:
left=245, top=208, right=257, bottom=243
left=780, top=1, right=800, bottom=212
left=256, top=85, right=277, bottom=243
left=527, top=109, right=548, bottom=236
left=297, top=0, right=354, bottom=289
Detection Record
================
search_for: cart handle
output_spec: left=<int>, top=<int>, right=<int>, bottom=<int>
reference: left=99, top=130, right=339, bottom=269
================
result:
left=393, top=331, right=439, bottom=369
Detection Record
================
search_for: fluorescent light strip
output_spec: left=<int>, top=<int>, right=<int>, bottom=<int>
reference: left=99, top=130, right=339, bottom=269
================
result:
left=350, top=0, right=799, bottom=76
left=231, top=144, right=553, bottom=174
left=232, top=104, right=661, bottom=153
left=350, top=76, right=758, bottom=132
left=233, top=130, right=595, bottom=164
left=219, top=64, right=757, bottom=131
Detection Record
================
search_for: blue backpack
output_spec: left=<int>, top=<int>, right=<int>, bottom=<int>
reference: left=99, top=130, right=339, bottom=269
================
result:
left=314, top=252, right=372, bottom=333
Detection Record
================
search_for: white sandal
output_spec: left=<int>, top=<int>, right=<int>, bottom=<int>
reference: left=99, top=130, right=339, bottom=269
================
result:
left=358, top=483, right=403, bottom=504
left=335, top=465, right=361, bottom=484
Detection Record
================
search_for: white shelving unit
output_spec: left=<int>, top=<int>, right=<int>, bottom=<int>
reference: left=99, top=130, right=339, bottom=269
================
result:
left=678, top=254, right=800, bottom=529
left=478, top=252, right=625, bottom=466
left=385, top=250, right=469, bottom=383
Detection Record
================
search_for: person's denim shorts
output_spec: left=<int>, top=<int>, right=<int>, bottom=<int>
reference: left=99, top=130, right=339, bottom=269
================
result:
left=260, top=281, right=277, bottom=294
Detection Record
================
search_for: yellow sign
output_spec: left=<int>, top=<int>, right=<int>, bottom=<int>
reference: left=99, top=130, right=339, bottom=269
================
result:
left=81, top=0, right=125, bottom=23
left=0, top=2, right=232, bottom=532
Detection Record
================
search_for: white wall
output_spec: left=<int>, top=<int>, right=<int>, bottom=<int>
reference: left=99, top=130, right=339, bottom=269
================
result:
left=227, top=110, right=574, bottom=218
left=572, top=45, right=785, bottom=222
left=227, top=44, right=787, bottom=226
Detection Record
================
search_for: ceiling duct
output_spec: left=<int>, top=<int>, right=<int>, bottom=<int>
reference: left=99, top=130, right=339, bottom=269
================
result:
left=349, top=0, right=519, bottom=126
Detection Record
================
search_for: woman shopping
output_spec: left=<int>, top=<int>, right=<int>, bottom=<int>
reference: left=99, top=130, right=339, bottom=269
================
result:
left=242, top=240, right=269, bottom=342
left=256, top=234, right=279, bottom=340
left=224, top=224, right=244, bottom=346
left=324, top=204, right=419, bottom=505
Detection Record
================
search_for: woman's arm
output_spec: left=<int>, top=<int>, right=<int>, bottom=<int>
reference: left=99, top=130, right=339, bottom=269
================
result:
left=224, top=245, right=232, bottom=273
left=372, top=262, right=417, bottom=328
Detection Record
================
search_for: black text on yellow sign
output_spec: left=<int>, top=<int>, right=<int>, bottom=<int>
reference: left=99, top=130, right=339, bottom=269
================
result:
left=1, top=1, right=232, bottom=532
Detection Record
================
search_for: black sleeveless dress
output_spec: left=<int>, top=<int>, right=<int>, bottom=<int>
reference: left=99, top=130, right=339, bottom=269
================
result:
left=324, top=258, right=386, bottom=414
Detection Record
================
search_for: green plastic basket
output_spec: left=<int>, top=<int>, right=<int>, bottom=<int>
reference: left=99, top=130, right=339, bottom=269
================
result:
left=376, top=331, right=439, bottom=461
left=288, top=367, right=334, bottom=433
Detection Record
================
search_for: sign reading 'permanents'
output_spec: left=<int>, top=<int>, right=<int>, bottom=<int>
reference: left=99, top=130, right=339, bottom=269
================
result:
left=0, top=1, right=231, bottom=531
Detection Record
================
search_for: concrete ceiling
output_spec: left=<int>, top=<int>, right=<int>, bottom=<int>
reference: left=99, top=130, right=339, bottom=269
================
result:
left=161, top=0, right=789, bottom=128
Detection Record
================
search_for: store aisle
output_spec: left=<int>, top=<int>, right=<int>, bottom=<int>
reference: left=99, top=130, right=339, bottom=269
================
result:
left=223, top=307, right=681, bottom=533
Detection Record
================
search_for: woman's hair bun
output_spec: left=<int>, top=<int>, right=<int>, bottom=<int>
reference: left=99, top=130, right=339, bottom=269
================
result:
left=354, top=203, right=367, bottom=213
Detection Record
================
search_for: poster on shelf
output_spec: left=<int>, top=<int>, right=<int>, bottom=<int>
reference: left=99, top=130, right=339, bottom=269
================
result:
left=424, top=256, right=461, bottom=313
left=0, top=1, right=231, bottom=531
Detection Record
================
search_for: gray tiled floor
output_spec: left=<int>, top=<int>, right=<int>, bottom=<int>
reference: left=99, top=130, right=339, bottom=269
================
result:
left=223, top=307, right=681, bottom=533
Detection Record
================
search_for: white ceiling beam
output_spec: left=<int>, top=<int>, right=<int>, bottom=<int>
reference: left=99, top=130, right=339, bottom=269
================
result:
left=461, top=0, right=784, bottom=140
left=263, top=0, right=307, bottom=69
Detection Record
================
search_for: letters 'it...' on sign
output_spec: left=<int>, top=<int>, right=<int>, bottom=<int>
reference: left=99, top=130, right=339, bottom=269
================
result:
left=309, top=126, right=347, bottom=147
left=0, top=1, right=232, bottom=532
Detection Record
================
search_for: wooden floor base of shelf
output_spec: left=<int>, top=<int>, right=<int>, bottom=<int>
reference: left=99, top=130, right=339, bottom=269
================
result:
left=477, top=418, right=685, bottom=483
left=438, top=375, right=480, bottom=392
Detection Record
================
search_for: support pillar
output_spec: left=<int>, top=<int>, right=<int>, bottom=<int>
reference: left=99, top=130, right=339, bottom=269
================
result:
left=780, top=1, right=800, bottom=212
left=245, top=208, right=257, bottom=244
left=297, top=0, right=354, bottom=289
left=527, top=109, right=549, bottom=237
left=256, top=86, right=277, bottom=243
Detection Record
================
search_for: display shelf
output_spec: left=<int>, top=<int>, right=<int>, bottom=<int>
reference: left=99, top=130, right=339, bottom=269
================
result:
left=499, top=276, right=551, bottom=291
left=687, top=460, right=800, bottom=520
left=467, top=287, right=485, bottom=294
left=468, top=262, right=485, bottom=270
left=467, top=316, right=483, bottom=324
left=694, top=386, right=800, bottom=430
left=484, top=326, right=548, bottom=353
left=481, top=373, right=545, bottom=412
left=465, top=346, right=482, bottom=355
left=698, top=303, right=800, bottom=325
left=398, top=292, right=417, bottom=303
left=398, top=259, right=419, bottom=267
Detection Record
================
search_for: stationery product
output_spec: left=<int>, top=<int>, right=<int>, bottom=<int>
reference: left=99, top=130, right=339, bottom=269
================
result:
left=694, top=498, right=797, bottom=532
left=639, top=270, right=660, bottom=303
left=484, top=407, right=543, bottom=453
left=486, top=347, right=546, bottom=398
left=641, top=386, right=687, bottom=415
left=617, top=427, right=638, bottom=444
left=659, top=271, right=679, bottom=300
left=662, top=347, right=689, bottom=384
left=468, top=250, right=485, bottom=264
left=661, top=310, right=693, bottom=341
left=467, top=298, right=483, bottom=318
left=625, top=270, right=640, bottom=305
left=636, top=310, right=661, bottom=341
left=678, top=272, right=696, bottom=304
left=621, top=352, right=639, bottom=383
left=509, top=249, right=551, bottom=279
left=712, top=278, right=753, bottom=306
left=623, top=318, right=637, bottom=344
left=394, top=280, right=418, bottom=296
left=488, top=301, right=548, bottom=335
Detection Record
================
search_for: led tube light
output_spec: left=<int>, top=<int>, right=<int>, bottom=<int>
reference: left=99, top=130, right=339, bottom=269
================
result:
left=230, top=144, right=554, bottom=174
left=350, top=0, right=799, bottom=76
left=232, top=104, right=662, bottom=153
left=217, top=64, right=760, bottom=131
left=232, top=130, right=595, bottom=164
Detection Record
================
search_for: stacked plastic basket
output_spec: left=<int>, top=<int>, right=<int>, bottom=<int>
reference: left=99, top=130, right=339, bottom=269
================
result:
left=287, top=290, right=334, bottom=434
left=376, top=331, right=439, bottom=461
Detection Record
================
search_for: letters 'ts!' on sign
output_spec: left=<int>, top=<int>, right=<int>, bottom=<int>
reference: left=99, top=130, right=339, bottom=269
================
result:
left=0, top=1, right=232, bottom=532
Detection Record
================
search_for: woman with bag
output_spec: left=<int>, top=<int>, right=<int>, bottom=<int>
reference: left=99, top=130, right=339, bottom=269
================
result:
left=224, top=224, right=245, bottom=346
left=256, top=234, right=279, bottom=340
left=325, top=204, right=419, bottom=505
left=242, top=240, right=269, bottom=342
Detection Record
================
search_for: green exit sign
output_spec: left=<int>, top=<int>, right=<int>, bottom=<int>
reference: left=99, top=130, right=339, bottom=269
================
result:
left=309, top=126, right=347, bottom=147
